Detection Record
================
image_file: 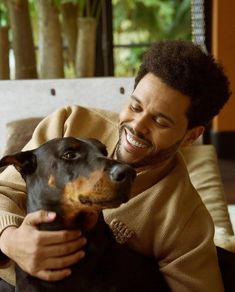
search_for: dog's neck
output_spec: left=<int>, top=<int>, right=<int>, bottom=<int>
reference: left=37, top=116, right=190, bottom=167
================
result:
left=84, top=212, right=113, bottom=256
left=36, top=209, right=113, bottom=259
left=43, top=212, right=114, bottom=269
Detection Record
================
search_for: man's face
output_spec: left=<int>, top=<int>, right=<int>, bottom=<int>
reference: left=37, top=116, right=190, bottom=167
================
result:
left=116, top=73, right=193, bottom=167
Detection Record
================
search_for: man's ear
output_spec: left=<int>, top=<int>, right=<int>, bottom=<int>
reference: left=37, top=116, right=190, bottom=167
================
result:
left=0, top=151, right=37, bottom=176
left=182, top=126, right=205, bottom=146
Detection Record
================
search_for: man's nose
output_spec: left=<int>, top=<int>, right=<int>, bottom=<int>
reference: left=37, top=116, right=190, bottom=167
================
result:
left=132, top=114, right=149, bottom=135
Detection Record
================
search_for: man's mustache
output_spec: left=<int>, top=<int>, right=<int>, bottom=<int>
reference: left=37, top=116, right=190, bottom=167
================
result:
left=119, top=124, right=152, bottom=146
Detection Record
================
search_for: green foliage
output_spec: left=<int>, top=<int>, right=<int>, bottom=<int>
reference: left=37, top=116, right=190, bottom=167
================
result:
left=114, top=46, right=146, bottom=77
left=164, top=0, right=191, bottom=40
left=60, top=0, right=79, bottom=4
left=113, top=0, right=191, bottom=41
left=113, top=0, right=192, bottom=76
left=0, top=0, right=8, bottom=26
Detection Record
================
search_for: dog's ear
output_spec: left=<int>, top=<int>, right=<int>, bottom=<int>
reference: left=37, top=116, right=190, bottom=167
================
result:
left=86, top=138, right=108, bottom=156
left=0, top=151, right=37, bottom=176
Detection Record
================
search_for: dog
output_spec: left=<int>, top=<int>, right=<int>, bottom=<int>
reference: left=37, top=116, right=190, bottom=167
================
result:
left=0, top=137, right=170, bottom=291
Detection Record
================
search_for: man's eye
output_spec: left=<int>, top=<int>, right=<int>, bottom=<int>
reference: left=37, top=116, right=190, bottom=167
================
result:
left=62, top=151, right=81, bottom=160
left=155, top=117, right=170, bottom=128
left=130, top=104, right=141, bottom=112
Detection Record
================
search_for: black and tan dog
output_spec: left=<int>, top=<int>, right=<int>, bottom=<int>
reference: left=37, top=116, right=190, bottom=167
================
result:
left=0, top=137, right=169, bottom=292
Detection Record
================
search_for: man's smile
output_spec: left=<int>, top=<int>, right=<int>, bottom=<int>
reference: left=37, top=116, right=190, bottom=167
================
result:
left=122, top=127, right=151, bottom=153
left=126, top=131, right=148, bottom=149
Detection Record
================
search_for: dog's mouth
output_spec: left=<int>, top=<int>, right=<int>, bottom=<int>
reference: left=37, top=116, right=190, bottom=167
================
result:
left=78, top=193, right=125, bottom=208
left=63, top=170, right=128, bottom=210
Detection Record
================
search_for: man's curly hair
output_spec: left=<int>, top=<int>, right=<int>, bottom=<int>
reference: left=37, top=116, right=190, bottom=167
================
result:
left=135, top=40, right=231, bottom=129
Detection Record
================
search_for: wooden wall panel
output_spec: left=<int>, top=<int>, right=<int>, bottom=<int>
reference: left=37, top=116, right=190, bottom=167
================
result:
left=212, top=0, right=235, bottom=132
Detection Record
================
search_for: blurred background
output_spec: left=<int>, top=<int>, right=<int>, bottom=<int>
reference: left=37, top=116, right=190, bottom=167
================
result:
left=0, top=0, right=192, bottom=80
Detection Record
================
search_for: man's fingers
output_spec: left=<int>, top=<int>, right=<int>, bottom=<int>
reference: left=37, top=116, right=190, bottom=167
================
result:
left=43, top=249, right=85, bottom=271
left=35, top=268, right=72, bottom=282
left=36, top=229, right=83, bottom=246
left=23, top=210, right=56, bottom=227
left=42, top=236, right=87, bottom=257
left=29, top=250, right=85, bottom=281
left=23, top=211, right=83, bottom=246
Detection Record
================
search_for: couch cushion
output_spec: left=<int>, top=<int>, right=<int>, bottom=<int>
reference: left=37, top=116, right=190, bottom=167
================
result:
left=181, top=145, right=234, bottom=236
left=3, top=117, right=42, bottom=155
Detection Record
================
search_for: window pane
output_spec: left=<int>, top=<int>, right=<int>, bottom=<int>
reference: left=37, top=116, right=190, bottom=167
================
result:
left=113, top=0, right=192, bottom=76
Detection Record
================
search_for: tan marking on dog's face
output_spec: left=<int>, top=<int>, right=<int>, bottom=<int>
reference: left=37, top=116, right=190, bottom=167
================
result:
left=62, top=169, right=120, bottom=230
left=48, top=175, right=56, bottom=188
left=63, top=170, right=117, bottom=209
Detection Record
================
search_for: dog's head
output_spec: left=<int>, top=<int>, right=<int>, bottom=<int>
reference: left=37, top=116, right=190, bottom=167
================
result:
left=0, top=137, right=136, bottom=231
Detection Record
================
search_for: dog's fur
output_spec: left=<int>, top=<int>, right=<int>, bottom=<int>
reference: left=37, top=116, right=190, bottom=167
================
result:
left=0, top=137, right=170, bottom=292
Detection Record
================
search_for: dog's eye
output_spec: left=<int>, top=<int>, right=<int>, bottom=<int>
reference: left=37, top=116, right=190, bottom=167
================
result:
left=62, top=151, right=81, bottom=160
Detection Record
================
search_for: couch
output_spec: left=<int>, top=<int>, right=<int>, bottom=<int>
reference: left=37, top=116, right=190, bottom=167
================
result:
left=0, top=77, right=234, bottom=252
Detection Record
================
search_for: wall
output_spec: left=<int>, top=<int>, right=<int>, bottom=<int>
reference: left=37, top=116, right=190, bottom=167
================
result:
left=0, top=77, right=134, bottom=154
left=211, top=0, right=235, bottom=158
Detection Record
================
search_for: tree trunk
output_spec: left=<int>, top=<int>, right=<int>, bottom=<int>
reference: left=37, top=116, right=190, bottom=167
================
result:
left=7, top=0, right=37, bottom=79
left=61, top=2, right=78, bottom=67
left=38, top=0, right=64, bottom=79
left=75, top=17, right=97, bottom=77
left=0, top=26, right=10, bottom=79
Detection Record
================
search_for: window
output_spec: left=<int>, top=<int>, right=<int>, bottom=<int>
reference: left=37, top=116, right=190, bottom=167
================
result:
left=112, top=0, right=191, bottom=76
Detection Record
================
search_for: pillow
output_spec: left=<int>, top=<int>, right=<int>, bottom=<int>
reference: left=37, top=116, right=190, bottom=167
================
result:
left=181, top=145, right=234, bottom=236
left=3, top=117, right=43, bottom=155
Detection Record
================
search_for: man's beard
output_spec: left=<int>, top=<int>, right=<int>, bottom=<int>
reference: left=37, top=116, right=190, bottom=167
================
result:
left=116, top=125, right=183, bottom=168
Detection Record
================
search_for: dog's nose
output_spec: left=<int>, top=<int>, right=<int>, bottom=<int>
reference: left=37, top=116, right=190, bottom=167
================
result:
left=110, top=164, right=136, bottom=182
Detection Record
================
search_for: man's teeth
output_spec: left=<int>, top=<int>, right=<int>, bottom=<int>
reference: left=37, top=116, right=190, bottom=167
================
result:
left=126, top=133, right=147, bottom=148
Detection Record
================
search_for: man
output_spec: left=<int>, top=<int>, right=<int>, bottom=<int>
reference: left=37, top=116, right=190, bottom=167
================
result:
left=0, top=41, right=231, bottom=291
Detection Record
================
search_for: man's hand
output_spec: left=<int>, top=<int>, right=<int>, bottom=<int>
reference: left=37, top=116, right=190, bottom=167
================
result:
left=0, top=210, right=87, bottom=281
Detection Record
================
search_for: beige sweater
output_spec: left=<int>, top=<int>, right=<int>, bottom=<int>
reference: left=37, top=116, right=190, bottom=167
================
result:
left=0, top=105, right=224, bottom=291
